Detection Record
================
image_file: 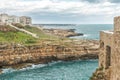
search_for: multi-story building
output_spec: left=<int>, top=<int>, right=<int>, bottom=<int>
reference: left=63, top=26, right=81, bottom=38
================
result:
left=0, top=13, right=32, bottom=25
left=0, top=13, right=9, bottom=25
left=20, top=16, right=32, bottom=25
left=8, top=15, right=20, bottom=23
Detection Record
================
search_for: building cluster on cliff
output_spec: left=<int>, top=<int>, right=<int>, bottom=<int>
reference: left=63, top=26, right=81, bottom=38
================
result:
left=0, top=13, right=32, bottom=25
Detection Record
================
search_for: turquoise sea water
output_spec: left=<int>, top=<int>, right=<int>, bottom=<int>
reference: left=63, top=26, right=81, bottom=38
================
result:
left=43, top=24, right=113, bottom=39
left=0, top=24, right=113, bottom=80
left=0, top=60, right=98, bottom=80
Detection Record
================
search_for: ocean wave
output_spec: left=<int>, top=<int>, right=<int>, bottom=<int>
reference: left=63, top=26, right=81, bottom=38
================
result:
left=83, top=34, right=89, bottom=37
left=2, top=68, right=16, bottom=74
left=1, top=64, right=46, bottom=74
left=1, top=60, right=98, bottom=75
left=1, top=61, right=63, bottom=74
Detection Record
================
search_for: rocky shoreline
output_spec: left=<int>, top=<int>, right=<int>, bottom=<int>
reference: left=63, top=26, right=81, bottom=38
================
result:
left=0, top=39, right=99, bottom=74
left=43, top=28, right=83, bottom=37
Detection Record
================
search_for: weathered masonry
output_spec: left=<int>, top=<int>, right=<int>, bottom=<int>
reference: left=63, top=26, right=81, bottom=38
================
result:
left=99, top=16, right=120, bottom=80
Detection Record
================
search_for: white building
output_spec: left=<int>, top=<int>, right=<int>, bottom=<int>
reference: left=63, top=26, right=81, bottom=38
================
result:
left=20, top=16, right=32, bottom=25
left=8, top=15, right=20, bottom=23
left=0, top=13, right=32, bottom=25
left=0, top=13, right=9, bottom=24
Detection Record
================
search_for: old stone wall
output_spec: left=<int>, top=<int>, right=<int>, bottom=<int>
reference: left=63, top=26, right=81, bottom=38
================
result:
left=110, top=16, right=120, bottom=80
left=99, top=31, right=113, bottom=69
left=95, top=16, right=120, bottom=80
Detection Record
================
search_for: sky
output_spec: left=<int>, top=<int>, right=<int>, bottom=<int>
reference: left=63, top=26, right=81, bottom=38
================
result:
left=0, top=0, right=120, bottom=24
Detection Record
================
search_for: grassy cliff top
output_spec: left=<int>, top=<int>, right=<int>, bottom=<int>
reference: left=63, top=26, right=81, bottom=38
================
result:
left=0, top=24, right=63, bottom=45
left=23, top=25, right=58, bottom=40
left=0, top=31, right=37, bottom=45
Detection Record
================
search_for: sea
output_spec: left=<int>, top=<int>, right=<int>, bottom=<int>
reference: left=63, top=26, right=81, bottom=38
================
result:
left=42, top=24, right=113, bottom=40
left=0, top=24, right=113, bottom=80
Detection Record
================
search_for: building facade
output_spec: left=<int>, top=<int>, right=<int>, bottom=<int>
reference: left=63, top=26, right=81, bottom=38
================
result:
left=0, top=13, right=32, bottom=25
left=0, top=13, right=9, bottom=25
left=99, top=16, right=120, bottom=80
left=8, top=15, right=20, bottom=23
left=20, top=16, right=32, bottom=25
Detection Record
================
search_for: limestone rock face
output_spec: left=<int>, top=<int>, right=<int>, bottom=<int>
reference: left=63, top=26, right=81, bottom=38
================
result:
left=0, top=40, right=99, bottom=67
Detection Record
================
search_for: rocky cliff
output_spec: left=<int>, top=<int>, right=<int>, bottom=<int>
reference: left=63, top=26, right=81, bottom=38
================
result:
left=0, top=40, right=99, bottom=68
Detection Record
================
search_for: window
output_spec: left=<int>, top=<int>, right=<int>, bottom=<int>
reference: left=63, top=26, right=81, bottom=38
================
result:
left=100, top=41, right=104, bottom=49
left=106, top=46, right=111, bottom=69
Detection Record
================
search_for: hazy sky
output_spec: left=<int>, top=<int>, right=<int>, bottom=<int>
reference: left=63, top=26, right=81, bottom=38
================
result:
left=0, top=0, right=120, bottom=24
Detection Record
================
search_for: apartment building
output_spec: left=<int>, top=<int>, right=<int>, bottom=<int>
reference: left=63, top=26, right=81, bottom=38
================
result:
left=20, top=16, right=32, bottom=25
left=0, top=13, right=32, bottom=25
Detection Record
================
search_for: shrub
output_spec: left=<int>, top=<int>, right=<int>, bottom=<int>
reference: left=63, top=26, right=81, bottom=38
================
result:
left=25, top=39, right=36, bottom=44
left=24, top=25, right=31, bottom=28
left=0, top=25, right=17, bottom=32
left=12, top=23, right=24, bottom=28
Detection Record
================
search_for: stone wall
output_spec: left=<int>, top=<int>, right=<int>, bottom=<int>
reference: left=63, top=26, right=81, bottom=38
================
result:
left=96, top=31, right=113, bottom=80
left=99, top=31, right=113, bottom=69
left=110, top=16, right=120, bottom=80
left=92, top=16, right=120, bottom=80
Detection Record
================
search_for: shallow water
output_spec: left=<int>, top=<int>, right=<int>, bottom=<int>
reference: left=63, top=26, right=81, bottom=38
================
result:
left=0, top=60, right=98, bottom=80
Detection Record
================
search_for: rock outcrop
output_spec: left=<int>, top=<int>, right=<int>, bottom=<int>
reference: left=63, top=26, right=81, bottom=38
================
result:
left=0, top=40, right=99, bottom=68
left=90, top=66, right=111, bottom=80
left=43, top=29, right=83, bottom=37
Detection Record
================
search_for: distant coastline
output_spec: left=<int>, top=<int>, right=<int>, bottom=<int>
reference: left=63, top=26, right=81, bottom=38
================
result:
left=33, top=24, right=77, bottom=26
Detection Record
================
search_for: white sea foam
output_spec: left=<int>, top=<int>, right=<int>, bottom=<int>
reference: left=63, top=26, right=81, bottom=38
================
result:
left=2, top=61, right=62, bottom=74
left=83, top=34, right=89, bottom=37
left=2, top=68, right=16, bottom=73
left=48, top=61, right=62, bottom=66
left=1, top=64, right=46, bottom=74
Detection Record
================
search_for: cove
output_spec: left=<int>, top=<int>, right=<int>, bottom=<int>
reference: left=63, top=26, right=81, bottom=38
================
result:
left=0, top=60, right=98, bottom=80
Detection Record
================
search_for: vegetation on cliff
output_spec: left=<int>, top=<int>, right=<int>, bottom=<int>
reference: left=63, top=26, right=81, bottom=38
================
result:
left=23, top=26, right=58, bottom=40
left=0, top=25, right=17, bottom=32
left=0, top=24, right=59, bottom=45
left=0, top=31, right=37, bottom=44
left=0, top=25, right=37, bottom=44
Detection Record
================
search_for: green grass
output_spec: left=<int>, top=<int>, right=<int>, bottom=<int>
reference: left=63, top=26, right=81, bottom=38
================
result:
left=24, top=26, right=59, bottom=40
left=0, top=31, right=37, bottom=45
left=0, top=25, right=70, bottom=45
